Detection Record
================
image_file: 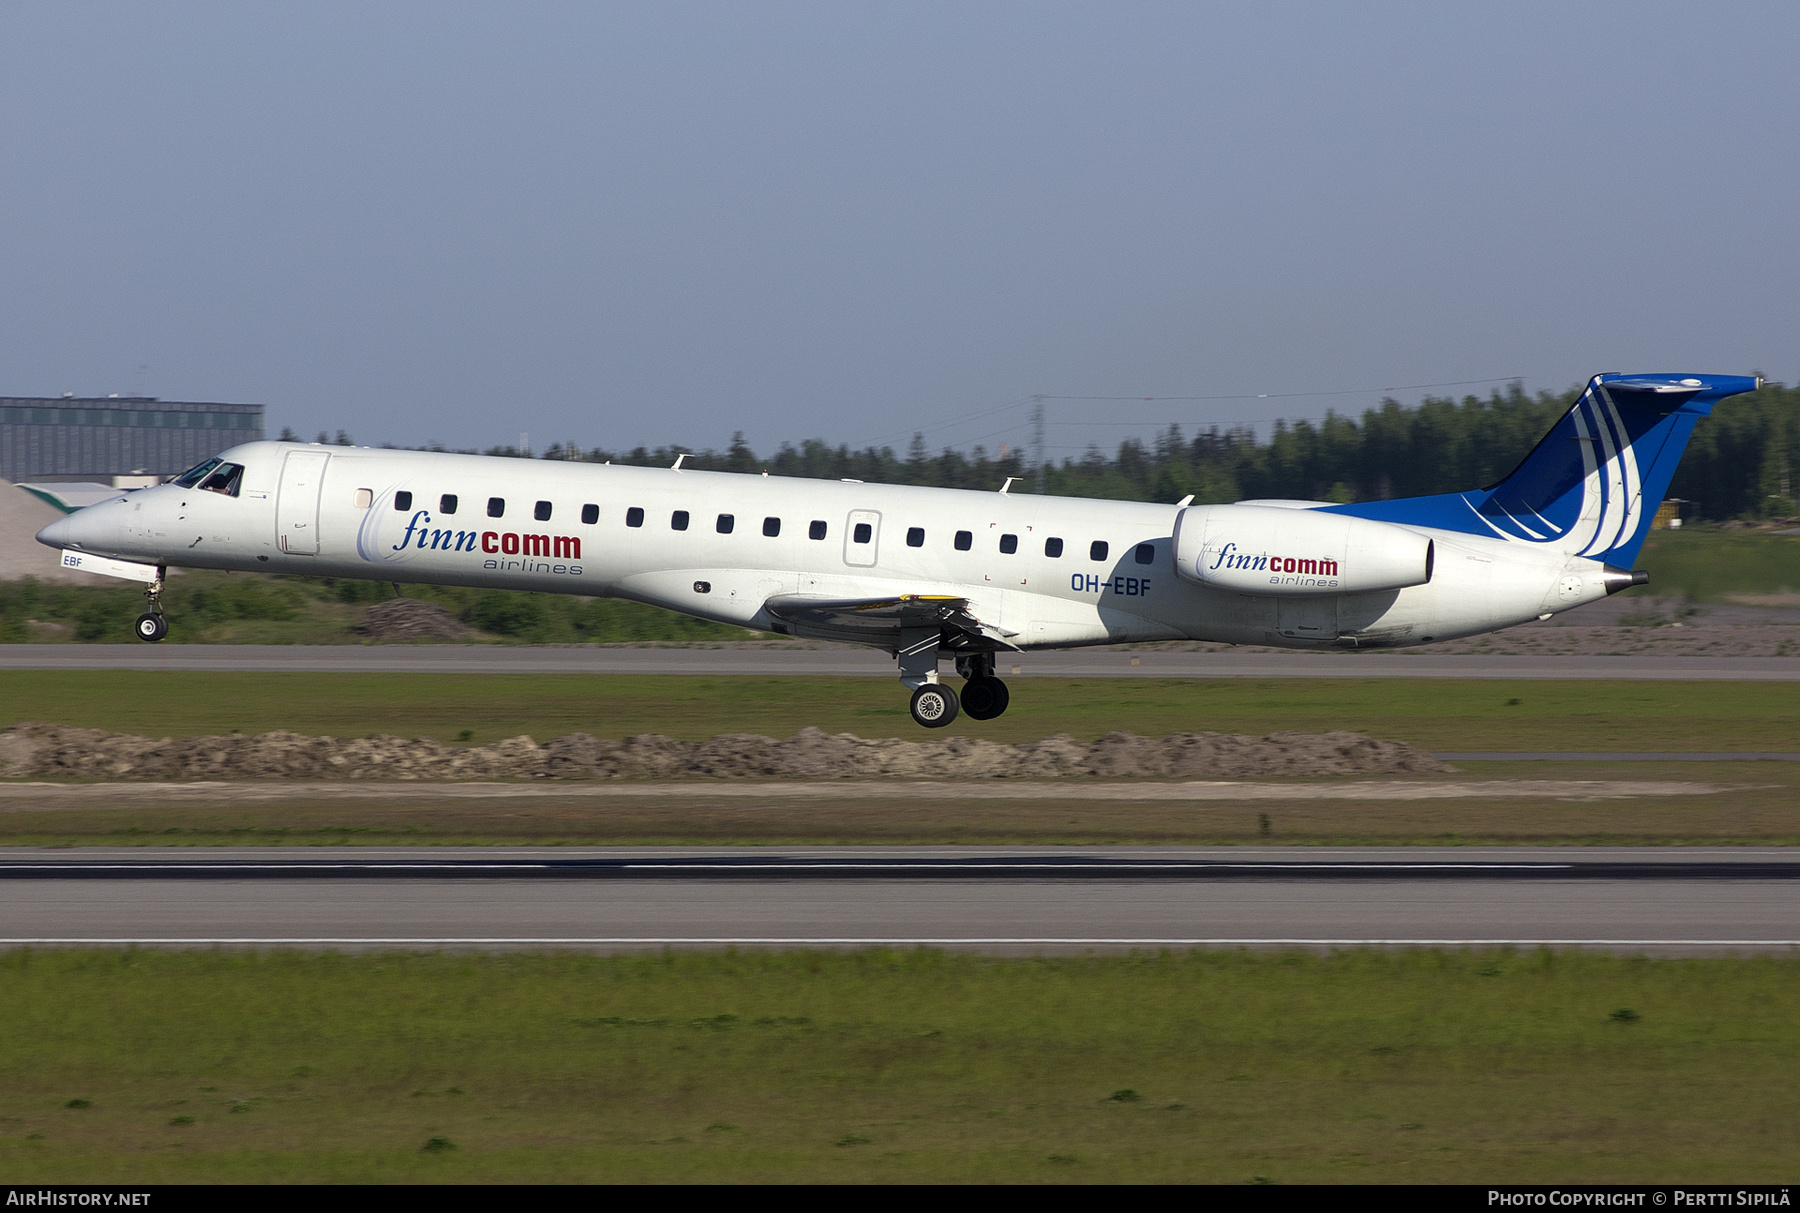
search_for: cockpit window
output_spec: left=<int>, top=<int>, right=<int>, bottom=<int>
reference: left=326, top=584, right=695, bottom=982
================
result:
left=197, top=463, right=243, bottom=497
left=173, top=457, right=222, bottom=488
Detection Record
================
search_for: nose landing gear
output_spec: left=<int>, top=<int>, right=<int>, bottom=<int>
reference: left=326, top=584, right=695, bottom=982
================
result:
left=134, top=566, right=169, bottom=643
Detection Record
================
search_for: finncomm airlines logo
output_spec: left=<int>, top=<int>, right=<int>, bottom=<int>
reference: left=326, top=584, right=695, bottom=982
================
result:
left=1206, top=541, right=1341, bottom=588
left=390, top=510, right=584, bottom=576
left=1207, top=542, right=1339, bottom=577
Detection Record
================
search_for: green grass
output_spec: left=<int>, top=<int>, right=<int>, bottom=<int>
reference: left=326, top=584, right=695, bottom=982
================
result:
left=0, top=948, right=1795, bottom=1183
left=0, top=571, right=759, bottom=645
left=1631, top=528, right=1800, bottom=600
left=1, top=671, right=1795, bottom=752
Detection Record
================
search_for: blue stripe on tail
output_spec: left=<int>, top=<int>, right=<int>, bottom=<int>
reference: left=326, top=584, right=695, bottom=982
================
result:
left=1326, top=373, right=1759, bottom=566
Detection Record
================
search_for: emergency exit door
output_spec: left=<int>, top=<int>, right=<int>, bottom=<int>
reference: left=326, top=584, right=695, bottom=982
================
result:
left=843, top=509, right=881, bottom=567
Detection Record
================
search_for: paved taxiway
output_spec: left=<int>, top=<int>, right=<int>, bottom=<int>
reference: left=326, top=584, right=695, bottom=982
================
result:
left=3, top=847, right=1796, bottom=952
left=0, top=643, right=1794, bottom=679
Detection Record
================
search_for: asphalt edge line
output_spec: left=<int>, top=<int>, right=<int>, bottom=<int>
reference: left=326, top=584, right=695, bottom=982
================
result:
left=1, top=937, right=1797, bottom=947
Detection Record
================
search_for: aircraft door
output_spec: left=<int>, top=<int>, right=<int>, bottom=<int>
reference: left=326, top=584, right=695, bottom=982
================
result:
left=843, top=509, right=881, bottom=567
left=276, top=450, right=330, bottom=554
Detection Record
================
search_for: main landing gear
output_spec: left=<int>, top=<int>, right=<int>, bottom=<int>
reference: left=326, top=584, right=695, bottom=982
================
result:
left=134, top=566, right=169, bottom=643
left=898, top=641, right=1011, bottom=729
left=909, top=682, right=959, bottom=728
left=955, top=652, right=1010, bottom=721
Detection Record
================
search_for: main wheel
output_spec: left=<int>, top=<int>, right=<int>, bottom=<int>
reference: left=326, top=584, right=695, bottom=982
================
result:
left=908, top=682, right=960, bottom=728
left=960, top=676, right=1010, bottom=720
left=134, top=612, right=169, bottom=643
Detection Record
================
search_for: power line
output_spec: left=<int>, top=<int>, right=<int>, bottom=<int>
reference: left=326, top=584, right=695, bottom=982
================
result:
left=859, top=394, right=1035, bottom=448
left=1030, top=397, right=1046, bottom=493
left=1033, top=376, right=1521, bottom=403
left=858, top=375, right=1522, bottom=455
left=1053, top=417, right=1289, bottom=427
left=856, top=372, right=1519, bottom=448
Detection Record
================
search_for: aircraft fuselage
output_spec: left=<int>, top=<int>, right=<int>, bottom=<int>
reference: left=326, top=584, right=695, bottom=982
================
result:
left=44, top=439, right=1606, bottom=653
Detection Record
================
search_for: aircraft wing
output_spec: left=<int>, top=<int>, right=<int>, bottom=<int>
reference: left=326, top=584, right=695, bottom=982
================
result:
left=764, top=593, right=1021, bottom=652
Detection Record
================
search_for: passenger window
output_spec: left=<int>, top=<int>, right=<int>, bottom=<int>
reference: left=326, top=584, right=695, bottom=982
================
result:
left=626, top=507, right=644, bottom=528
left=808, top=520, right=827, bottom=540
left=580, top=503, right=598, bottom=525
left=717, top=513, right=735, bottom=534
left=1135, top=543, right=1155, bottom=565
left=354, top=489, right=373, bottom=510
left=534, top=500, right=552, bottom=522
left=853, top=522, right=872, bottom=544
left=906, top=527, right=924, bottom=547
left=394, top=491, right=413, bottom=511
left=763, top=517, right=781, bottom=537
left=954, top=530, right=972, bottom=551
left=672, top=510, right=690, bottom=531
left=1089, top=540, right=1109, bottom=562
left=441, top=494, right=458, bottom=515
left=488, top=497, right=505, bottom=518
left=1044, top=537, right=1063, bottom=557
left=999, top=534, right=1018, bottom=554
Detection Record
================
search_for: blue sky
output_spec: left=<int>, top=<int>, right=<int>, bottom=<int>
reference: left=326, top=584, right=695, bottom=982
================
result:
left=1, top=2, right=1793, bottom=460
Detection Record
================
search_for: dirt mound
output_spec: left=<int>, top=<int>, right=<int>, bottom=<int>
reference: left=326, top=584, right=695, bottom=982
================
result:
left=0, top=722, right=1452, bottom=782
left=351, top=597, right=473, bottom=642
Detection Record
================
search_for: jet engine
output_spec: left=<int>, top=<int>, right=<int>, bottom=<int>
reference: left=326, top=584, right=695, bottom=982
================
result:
left=1171, top=504, right=1433, bottom=596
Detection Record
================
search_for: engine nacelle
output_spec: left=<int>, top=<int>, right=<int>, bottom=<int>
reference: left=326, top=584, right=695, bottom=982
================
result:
left=1171, top=504, right=1433, bottom=596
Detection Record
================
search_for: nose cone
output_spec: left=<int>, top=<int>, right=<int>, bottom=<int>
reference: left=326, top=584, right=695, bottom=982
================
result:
left=36, top=501, right=122, bottom=554
left=35, top=512, right=78, bottom=549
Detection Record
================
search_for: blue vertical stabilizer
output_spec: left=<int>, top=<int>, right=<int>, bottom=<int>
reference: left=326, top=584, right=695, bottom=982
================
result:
left=1329, top=373, right=1760, bottom=565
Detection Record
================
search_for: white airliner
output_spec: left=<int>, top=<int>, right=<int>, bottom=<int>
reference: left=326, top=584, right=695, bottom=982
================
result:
left=37, top=372, right=1758, bottom=727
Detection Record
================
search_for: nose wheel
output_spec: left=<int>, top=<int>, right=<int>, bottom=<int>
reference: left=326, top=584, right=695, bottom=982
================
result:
left=134, top=566, right=170, bottom=642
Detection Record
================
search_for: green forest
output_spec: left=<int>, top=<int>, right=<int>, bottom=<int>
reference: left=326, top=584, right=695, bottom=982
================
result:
left=321, top=380, right=1797, bottom=520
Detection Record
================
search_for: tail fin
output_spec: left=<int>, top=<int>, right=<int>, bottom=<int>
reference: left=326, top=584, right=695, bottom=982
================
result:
left=1333, top=373, right=1760, bottom=565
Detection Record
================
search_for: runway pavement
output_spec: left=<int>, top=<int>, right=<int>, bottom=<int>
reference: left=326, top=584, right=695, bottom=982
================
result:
left=3, top=846, right=1796, bottom=952
left=0, top=642, right=1795, bottom=678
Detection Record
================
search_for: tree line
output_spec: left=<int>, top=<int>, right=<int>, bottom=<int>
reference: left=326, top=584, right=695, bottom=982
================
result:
left=307, top=380, right=1798, bottom=521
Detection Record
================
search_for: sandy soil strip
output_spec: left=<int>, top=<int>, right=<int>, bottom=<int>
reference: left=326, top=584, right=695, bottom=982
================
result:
left=0, top=779, right=1728, bottom=805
